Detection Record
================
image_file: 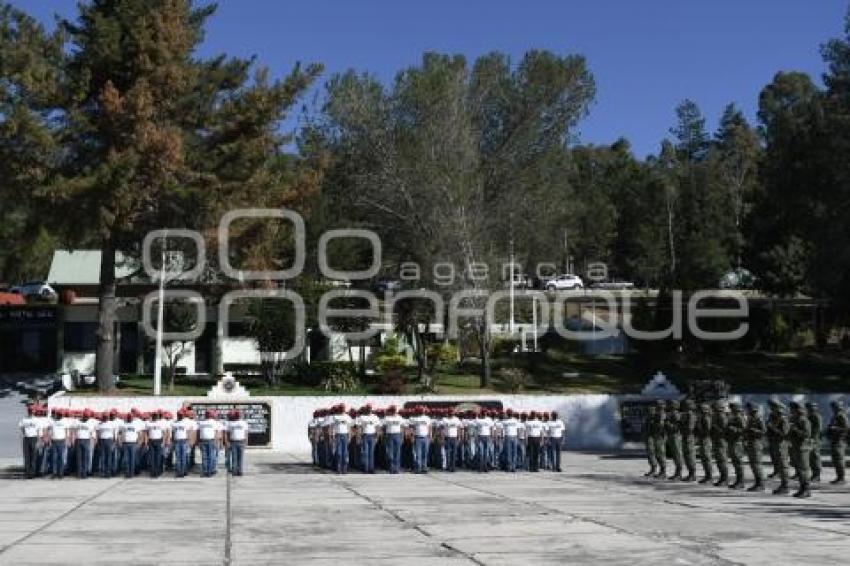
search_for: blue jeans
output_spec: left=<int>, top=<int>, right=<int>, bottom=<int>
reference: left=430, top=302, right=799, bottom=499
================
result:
left=445, top=437, right=458, bottom=471
left=477, top=436, right=491, bottom=472
left=549, top=437, right=562, bottom=470
left=174, top=440, right=188, bottom=477
left=386, top=433, right=402, bottom=473
left=504, top=436, right=518, bottom=472
left=361, top=434, right=377, bottom=473
left=50, top=440, right=67, bottom=478
left=76, top=440, right=92, bottom=478
left=149, top=440, right=164, bottom=477
left=123, top=442, right=138, bottom=477
left=200, top=440, right=216, bottom=477
left=335, top=434, right=349, bottom=473
left=413, top=436, right=430, bottom=472
left=98, top=439, right=114, bottom=477
left=229, top=441, right=245, bottom=475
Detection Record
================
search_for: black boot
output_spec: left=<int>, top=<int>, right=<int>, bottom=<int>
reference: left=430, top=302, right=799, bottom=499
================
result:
left=793, top=487, right=812, bottom=498
left=829, top=477, right=846, bottom=485
left=773, top=484, right=790, bottom=495
left=746, top=483, right=765, bottom=492
left=698, top=475, right=712, bottom=484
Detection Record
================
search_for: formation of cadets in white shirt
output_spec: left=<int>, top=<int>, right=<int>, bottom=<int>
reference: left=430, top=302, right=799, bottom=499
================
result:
left=18, top=404, right=250, bottom=479
left=308, top=404, right=566, bottom=474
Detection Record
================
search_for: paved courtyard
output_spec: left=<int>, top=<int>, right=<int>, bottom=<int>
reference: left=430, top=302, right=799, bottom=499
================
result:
left=0, top=450, right=849, bottom=565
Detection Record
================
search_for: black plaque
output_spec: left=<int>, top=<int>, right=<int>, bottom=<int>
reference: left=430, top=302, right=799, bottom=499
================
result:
left=619, top=398, right=655, bottom=442
left=187, top=401, right=272, bottom=447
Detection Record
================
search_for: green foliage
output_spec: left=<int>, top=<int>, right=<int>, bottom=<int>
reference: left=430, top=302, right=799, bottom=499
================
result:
left=496, top=366, right=528, bottom=393
left=491, top=336, right=521, bottom=357
left=427, top=342, right=458, bottom=371
left=376, top=369, right=407, bottom=394
left=372, top=336, right=407, bottom=373
left=294, top=361, right=359, bottom=389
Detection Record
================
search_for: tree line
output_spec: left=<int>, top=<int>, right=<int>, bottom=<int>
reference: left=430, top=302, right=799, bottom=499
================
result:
left=1, top=1, right=849, bottom=389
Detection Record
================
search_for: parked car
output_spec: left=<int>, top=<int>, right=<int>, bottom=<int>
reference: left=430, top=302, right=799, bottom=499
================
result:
left=374, top=279, right=402, bottom=294
left=543, top=274, right=584, bottom=291
left=10, top=281, right=58, bottom=301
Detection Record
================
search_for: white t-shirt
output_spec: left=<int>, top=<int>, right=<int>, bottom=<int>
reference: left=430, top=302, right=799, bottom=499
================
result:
left=75, top=419, right=96, bottom=440
left=19, top=416, right=42, bottom=438
left=475, top=417, right=493, bottom=437
left=333, top=414, right=353, bottom=435
left=548, top=420, right=565, bottom=439
left=382, top=415, right=405, bottom=434
left=441, top=416, right=462, bottom=438
left=526, top=419, right=545, bottom=438
left=146, top=420, right=167, bottom=441
left=408, top=415, right=432, bottom=437
left=97, top=420, right=117, bottom=440
left=357, top=414, right=380, bottom=435
left=228, top=420, right=248, bottom=441
left=517, top=422, right=527, bottom=439
left=48, top=418, right=71, bottom=441
left=171, top=418, right=195, bottom=441
left=121, top=420, right=144, bottom=443
left=502, top=417, right=520, bottom=437
left=198, top=418, right=220, bottom=441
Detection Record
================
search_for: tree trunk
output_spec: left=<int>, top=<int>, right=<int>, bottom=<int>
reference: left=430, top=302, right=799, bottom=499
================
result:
left=478, top=319, right=491, bottom=388
left=95, top=241, right=117, bottom=391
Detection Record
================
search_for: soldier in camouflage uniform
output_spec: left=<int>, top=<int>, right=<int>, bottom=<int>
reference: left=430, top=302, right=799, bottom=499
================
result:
left=744, top=401, right=766, bottom=491
left=696, top=403, right=714, bottom=483
left=726, top=402, right=746, bottom=489
left=711, top=401, right=729, bottom=487
left=644, top=404, right=658, bottom=477
left=766, top=398, right=790, bottom=494
left=665, top=400, right=684, bottom=480
left=805, top=401, right=822, bottom=482
left=651, top=400, right=667, bottom=478
left=680, top=399, right=697, bottom=481
left=827, top=400, right=848, bottom=484
left=788, top=401, right=812, bottom=498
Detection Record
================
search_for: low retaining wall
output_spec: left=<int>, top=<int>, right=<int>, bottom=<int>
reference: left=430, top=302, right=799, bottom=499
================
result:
left=50, top=392, right=850, bottom=453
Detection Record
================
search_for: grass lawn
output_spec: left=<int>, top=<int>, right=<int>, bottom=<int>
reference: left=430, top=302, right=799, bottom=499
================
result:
left=71, top=348, right=850, bottom=397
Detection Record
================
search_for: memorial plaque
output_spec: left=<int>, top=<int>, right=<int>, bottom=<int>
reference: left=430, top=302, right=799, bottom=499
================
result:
left=187, top=401, right=272, bottom=447
left=619, top=399, right=654, bottom=442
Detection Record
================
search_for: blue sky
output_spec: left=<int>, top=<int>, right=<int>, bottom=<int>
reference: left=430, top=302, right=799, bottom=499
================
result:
left=15, top=0, right=849, bottom=157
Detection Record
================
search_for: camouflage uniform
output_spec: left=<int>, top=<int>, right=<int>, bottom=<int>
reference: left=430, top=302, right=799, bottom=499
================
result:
left=744, top=402, right=766, bottom=491
left=680, top=400, right=698, bottom=481
left=696, top=403, right=713, bottom=483
left=643, top=405, right=658, bottom=477
left=788, top=401, right=812, bottom=498
left=710, top=402, right=729, bottom=487
left=827, top=400, right=848, bottom=484
left=665, top=400, right=684, bottom=480
left=651, top=401, right=667, bottom=478
left=766, top=399, right=790, bottom=494
left=806, top=401, right=822, bottom=482
left=727, top=402, right=746, bottom=489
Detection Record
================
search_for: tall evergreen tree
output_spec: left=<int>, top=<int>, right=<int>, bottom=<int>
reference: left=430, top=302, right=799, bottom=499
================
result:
left=0, top=1, right=321, bottom=389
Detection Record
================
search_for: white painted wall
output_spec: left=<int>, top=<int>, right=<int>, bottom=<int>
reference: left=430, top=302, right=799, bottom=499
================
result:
left=51, top=392, right=850, bottom=454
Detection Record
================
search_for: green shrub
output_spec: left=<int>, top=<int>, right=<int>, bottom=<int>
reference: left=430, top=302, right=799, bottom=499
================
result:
left=295, top=361, right=359, bottom=388
left=427, top=342, right=458, bottom=371
left=376, top=369, right=407, bottom=394
left=491, top=336, right=521, bottom=357
left=497, top=366, right=528, bottom=393
left=373, top=335, right=408, bottom=373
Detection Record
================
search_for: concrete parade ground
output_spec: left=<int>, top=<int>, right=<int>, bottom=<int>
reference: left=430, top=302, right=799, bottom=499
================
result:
left=0, top=451, right=849, bottom=565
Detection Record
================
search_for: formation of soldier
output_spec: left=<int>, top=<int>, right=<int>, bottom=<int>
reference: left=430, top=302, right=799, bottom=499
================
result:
left=644, top=398, right=848, bottom=498
left=308, top=404, right=566, bottom=474
left=18, top=404, right=250, bottom=479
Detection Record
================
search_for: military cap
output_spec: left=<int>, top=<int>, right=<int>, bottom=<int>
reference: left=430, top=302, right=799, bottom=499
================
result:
left=805, top=401, right=818, bottom=409
left=729, top=401, right=742, bottom=411
left=831, top=399, right=844, bottom=410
